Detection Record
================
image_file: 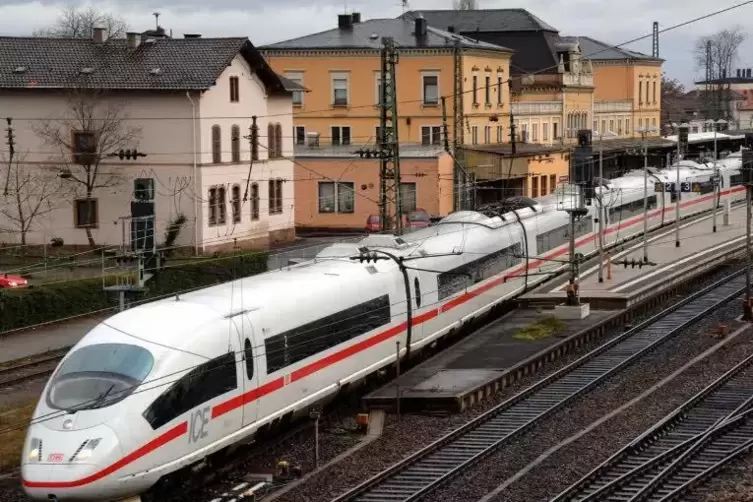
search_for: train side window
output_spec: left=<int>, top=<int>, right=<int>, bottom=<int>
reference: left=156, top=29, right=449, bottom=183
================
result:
left=142, top=351, right=238, bottom=430
left=414, top=277, right=421, bottom=308
left=244, top=338, right=254, bottom=380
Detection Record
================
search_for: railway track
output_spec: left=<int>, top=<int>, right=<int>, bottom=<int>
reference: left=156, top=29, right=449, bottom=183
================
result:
left=0, top=348, right=68, bottom=390
left=331, top=270, right=748, bottom=502
left=551, top=344, right=753, bottom=501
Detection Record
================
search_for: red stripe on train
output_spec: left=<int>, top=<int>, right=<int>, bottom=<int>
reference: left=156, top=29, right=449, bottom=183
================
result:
left=25, top=187, right=740, bottom=489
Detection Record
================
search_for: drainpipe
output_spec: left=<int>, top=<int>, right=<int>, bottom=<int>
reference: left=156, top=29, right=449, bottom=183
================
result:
left=186, top=91, right=199, bottom=256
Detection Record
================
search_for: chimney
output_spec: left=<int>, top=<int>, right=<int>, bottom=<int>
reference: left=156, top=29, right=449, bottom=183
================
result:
left=415, top=17, right=427, bottom=38
left=183, top=33, right=201, bottom=38
left=447, top=25, right=455, bottom=33
left=351, top=12, right=361, bottom=23
left=338, top=14, right=352, bottom=29
left=92, top=27, right=106, bottom=43
left=126, top=32, right=140, bottom=49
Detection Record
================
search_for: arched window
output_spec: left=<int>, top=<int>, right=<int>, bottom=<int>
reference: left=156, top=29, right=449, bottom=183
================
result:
left=231, top=125, right=240, bottom=163
left=217, top=186, right=227, bottom=224
left=267, top=123, right=276, bottom=159
left=211, top=125, right=221, bottom=163
left=274, top=123, right=283, bottom=157
left=231, top=184, right=241, bottom=223
left=250, top=183, right=259, bottom=220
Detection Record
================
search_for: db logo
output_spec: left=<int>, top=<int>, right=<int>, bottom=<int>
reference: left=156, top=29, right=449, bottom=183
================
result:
left=47, top=453, right=65, bottom=463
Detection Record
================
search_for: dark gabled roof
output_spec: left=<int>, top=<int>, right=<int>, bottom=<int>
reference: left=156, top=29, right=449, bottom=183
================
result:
left=559, top=36, right=660, bottom=62
left=696, top=77, right=753, bottom=85
left=0, top=36, right=290, bottom=92
left=261, top=18, right=512, bottom=52
left=399, top=9, right=559, bottom=33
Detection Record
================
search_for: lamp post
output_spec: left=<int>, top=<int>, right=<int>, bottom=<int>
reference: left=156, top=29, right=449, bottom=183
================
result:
left=705, top=118, right=728, bottom=233
left=635, top=125, right=659, bottom=262
left=670, top=122, right=690, bottom=247
left=592, top=129, right=618, bottom=283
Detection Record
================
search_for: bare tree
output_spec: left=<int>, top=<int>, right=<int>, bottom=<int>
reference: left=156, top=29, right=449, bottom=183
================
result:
left=453, top=0, right=478, bottom=10
left=661, top=73, right=685, bottom=98
left=33, top=6, right=128, bottom=39
left=0, top=155, right=65, bottom=245
left=694, top=26, right=747, bottom=120
left=34, top=89, right=142, bottom=247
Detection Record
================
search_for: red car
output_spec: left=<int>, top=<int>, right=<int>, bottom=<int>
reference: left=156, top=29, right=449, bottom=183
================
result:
left=365, top=214, right=382, bottom=233
left=406, top=208, right=431, bottom=230
left=0, top=273, right=28, bottom=288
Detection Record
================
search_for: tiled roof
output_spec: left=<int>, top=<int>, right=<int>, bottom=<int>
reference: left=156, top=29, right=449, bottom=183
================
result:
left=559, top=36, right=660, bottom=61
left=399, top=9, right=559, bottom=33
left=261, top=19, right=512, bottom=52
left=0, top=36, right=290, bottom=92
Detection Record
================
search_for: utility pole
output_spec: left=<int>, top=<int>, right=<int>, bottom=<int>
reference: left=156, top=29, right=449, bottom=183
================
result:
left=378, top=36, right=402, bottom=234
left=3, top=117, right=15, bottom=197
left=675, top=123, right=689, bottom=247
left=452, top=39, right=465, bottom=211
left=565, top=129, right=593, bottom=306
left=243, top=116, right=259, bottom=202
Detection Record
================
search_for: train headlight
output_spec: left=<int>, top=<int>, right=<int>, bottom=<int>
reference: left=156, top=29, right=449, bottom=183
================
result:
left=71, top=438, right=101, bottom=462
left=27, top=438, right=41, bottom=461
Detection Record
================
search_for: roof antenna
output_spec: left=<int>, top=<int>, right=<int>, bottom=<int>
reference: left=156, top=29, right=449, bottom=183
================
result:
left=153, top=12, right=160, bottom=30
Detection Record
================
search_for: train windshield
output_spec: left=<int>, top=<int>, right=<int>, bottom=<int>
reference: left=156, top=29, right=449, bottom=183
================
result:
left=46, top=343, right=155, bottom=412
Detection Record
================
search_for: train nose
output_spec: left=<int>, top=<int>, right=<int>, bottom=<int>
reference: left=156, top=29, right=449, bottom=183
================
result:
left=21, top=422, right=124, bottom=501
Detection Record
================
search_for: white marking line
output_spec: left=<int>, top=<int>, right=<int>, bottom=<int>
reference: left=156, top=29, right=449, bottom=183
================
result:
left=475, top=322, right=752, bottom=502
left=552, top=209, right=730, bottom=292
left=613, top=235, right=746, bottom=292
left=231, top=482, right=249, bottom=492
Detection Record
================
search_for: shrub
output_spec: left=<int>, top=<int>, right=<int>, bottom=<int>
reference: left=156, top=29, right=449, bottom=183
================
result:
left=0, top=252, right=268, bottom=332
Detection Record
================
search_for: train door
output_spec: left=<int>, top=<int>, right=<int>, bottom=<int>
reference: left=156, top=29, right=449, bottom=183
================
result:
left=233, top=314, right=260, bottom=427
left=407, top=269, right=424, bottom=346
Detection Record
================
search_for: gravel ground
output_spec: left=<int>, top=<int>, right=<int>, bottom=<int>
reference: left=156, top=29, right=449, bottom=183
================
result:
left=0, top=264, right=742, bottom=502
left=686, top=446, right=753, bottom=501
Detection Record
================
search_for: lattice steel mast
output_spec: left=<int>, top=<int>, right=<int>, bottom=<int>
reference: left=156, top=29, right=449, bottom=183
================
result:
left=379, top=36, right=402, bottom=234
left=452, top=39, right=466, bottom=210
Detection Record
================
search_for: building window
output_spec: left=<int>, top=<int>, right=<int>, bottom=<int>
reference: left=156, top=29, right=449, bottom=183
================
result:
left=421, top=126, right=441, bottom=145
left=541, top=175, right=548, bottom=196
left=401, top=182, right=417, bottom=213
left=652, top=81, right=657, bottom=104
left=601, top=120, right=606, bottom=133
left=618, top=119, right=623, bottom=136
left=543, top=123, right=549, bottom=141
left=421, top=73, right=439, bottom=105
left=294, top=126, right=305, bottom=145
left=211, top=125, right=221, bottom=163
left=208, top=186, right=226, bottom=226
left=532, top=123, right=538, bottom=142
left=484, top=126, right=491, bottom=143
left=229, top=76, right=239, bottom=102
left=553, top=122, right=559, bottom=139
left=639, top=81, right=643, bottom=104
left=250, top=183, right=259, bottom=220
left=268, top=179, right=283, bottom=215
left=532, top=176, right=539, bottom=198
left=231, top=125, right=240, bottom=163
left=285, top=72, right=304, bottom=106
left=331, top=126, right=351, bottom=146
left=550, top=174, right=556, bottom=193
left=626, top=119, right=631, bottom=135
left=496, top=125, right=504, bottom=143
left=645, top=81, right=650, bottom=105
left=472, top=75, right=478, bottom=105
left=267, top=124, right=276, bottom=158
left=72, top=131, right=97, bottom=165
left=609, top=119, right=614, bottom=133
left=497, top=73, right=503, bottom=105
left=652, top=118, right=657, bottom=127
left=74, top=198, right=97, bottom=228
left=331, top=72, right=349, bottom=106
left=251, top=122, right=259, bottom=161
left=485, top=75, right=491, bottom=104
left=639, top=118, right=643, bottom=128
left=275, top=123, right=283, bottom=157
left=471, top=125, right=478, bottom=144
left=231, top=184, right=241, bottom=223
left=318, top=181, right=355, bottom=213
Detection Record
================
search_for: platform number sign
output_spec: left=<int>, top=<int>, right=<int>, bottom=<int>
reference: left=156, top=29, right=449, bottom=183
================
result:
left=189, top=406, right=210, bottom=443
left=654, top=182, right=693, bottom=193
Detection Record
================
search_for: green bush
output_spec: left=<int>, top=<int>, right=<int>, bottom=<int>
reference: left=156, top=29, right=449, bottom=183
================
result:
left=0, top=252, right=268, bottom=332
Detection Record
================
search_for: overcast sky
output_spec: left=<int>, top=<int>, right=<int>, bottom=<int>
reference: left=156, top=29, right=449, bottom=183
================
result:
left=0, top=0, right=751, bottom=89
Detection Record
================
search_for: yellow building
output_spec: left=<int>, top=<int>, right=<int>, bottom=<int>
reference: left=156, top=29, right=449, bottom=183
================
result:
left=402, top=10, right=663, bottom=144
left=260, top=14, right=513, bottom=149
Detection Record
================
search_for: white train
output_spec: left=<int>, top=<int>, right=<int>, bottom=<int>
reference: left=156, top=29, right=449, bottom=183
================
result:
left=21, top=154, right=750, bottom=501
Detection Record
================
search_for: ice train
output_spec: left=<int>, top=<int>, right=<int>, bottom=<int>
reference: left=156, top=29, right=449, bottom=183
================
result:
left=21, top=154, right=750, bottom=501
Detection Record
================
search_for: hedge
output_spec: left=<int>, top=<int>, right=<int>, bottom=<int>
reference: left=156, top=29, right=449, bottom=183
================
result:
left=0, top=252, right=268, bottom=332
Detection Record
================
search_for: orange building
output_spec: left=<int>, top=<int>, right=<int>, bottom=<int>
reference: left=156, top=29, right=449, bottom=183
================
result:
left=260, top=14, right=513, bottom=230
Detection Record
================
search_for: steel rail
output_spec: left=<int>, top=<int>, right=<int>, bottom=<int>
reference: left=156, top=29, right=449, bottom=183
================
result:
left=331, top=270, right=748, bottom=502
left=0, top=349, right=68, bottom=390
left=551, top=346, right=753, bottom=501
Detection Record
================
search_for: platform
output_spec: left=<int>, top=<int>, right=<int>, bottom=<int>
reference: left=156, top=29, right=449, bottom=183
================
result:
left=520, top=203, right=750, bottom=310
left=0, top=315, right=105, bottom=364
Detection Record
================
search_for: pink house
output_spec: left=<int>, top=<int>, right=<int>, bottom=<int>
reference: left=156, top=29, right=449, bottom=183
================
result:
left=0, top=28, right=302, bottom=253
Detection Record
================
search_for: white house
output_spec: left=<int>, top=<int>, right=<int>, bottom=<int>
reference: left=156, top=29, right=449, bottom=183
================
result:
left=0, top=28, right=303, bottom=253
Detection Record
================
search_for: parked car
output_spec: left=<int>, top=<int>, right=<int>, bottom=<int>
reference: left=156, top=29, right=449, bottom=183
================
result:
left=405, top=208, right=431, bottom=230
left=0, top=273, right=28, bottom=288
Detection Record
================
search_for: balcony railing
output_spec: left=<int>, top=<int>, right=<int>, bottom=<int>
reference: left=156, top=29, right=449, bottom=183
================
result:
left=511, top=101, right=563, bottom=116
left=562, top=73, right=594, bottom=87
left=594, top=100, right=633, bottom=113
